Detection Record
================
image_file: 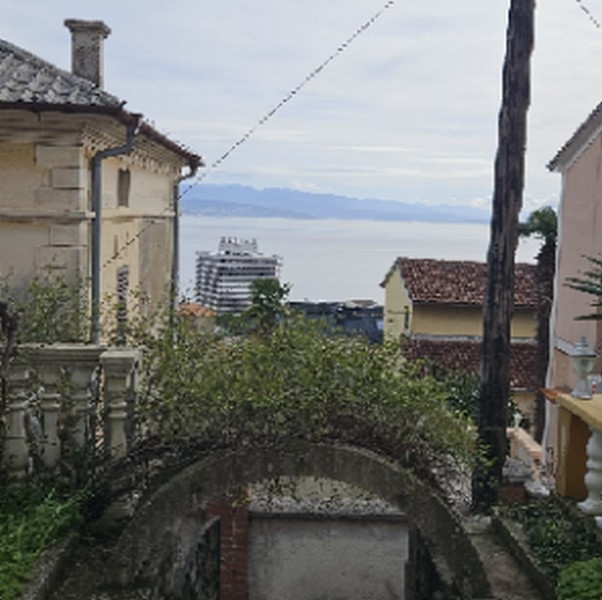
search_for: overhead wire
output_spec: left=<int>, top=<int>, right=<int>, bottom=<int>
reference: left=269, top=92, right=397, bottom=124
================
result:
left=101, top=0, right=396, bottom=272
left=574, top=0, right=601, bottom=28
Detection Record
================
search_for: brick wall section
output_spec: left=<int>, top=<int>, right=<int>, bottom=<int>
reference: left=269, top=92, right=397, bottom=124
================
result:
left=205, top=492, right=250, bottom=600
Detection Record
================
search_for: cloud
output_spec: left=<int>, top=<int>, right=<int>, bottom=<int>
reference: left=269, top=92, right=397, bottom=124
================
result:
left=3, top=0, right=602, bottom=208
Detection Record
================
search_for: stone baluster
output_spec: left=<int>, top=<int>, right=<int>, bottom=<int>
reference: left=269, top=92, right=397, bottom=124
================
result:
left=60, top=346, right=104, bottom=448
left=3, top=358, right=31, bottom=478
left=31, top=346, right=65, bottom=469
left=578, top=426, right=602, bottom=528
left=100, top=348, right=140, bottom=459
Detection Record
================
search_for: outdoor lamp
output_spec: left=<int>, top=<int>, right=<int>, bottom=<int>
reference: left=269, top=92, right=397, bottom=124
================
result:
left=571, top=336, right=597, bottom=399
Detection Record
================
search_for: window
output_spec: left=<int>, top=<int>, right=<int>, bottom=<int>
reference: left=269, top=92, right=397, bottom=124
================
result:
left=117, top=168, right=131, bottom=207
left=115, top=265, right=129, bottom=343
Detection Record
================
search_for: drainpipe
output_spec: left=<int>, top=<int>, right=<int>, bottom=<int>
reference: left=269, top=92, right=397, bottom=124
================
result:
left=171, top=165, right=199, bottom=309
left=90, top=116, right=141, bottom=343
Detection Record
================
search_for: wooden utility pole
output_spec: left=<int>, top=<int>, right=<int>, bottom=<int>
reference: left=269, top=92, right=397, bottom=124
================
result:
left=473, top=0, right=535, bottom=511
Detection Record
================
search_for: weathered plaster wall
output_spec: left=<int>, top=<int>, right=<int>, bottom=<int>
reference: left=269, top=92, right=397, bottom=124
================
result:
left=0, top=112, right=179, bottom=325
left=248, top=513, right=408, bottom=600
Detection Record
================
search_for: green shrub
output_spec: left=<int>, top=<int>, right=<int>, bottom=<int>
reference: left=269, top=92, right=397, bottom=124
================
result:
left=0, top=270, right=89, bottom=344
left=507, top=495, right=602, bottom=583
left=556, top=557, right=602, bottom=600
left=135, top=312, right=479, bottom=483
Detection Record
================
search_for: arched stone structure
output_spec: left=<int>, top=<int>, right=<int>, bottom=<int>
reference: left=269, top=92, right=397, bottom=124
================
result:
left=105, top=441, right=489, bottom=599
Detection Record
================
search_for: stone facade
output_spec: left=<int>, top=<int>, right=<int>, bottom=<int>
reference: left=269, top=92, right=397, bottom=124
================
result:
left=0, top=21, right=201, bottom=336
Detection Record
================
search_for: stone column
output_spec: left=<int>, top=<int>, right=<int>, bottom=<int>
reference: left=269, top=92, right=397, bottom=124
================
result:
left=100, top=348, right=140, bottom=459
left=3, top=358, right=31, bottom=478
left=578, top=426, right=602, bottom=528
left=62, top=346, right=104, bottom=448
left=30, top=346, right=65, bottom=469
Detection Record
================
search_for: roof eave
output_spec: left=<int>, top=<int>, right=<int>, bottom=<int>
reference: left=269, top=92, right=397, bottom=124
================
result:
left=548, top=99, right=602, bottom=172
left=0, top=101, right=203, bottom=168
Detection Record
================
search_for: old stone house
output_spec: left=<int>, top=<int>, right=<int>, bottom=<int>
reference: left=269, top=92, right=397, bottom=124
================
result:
left=0, top=20, right=202, bottom=340
left=381, top=257, right=538, bottom=416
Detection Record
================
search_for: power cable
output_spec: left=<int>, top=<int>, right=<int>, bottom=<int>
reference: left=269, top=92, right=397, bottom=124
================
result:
left=102, top=0, right=396, bottom=272
left=574, top=0, right=601, bottom=28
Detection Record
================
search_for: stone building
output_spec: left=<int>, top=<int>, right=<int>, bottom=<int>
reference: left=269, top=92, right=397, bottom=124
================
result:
left=0, top=20, right=202, bottom=339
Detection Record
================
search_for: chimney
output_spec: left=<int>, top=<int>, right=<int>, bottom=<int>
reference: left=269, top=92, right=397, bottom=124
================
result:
left=64, top=19, right=111, bottom=88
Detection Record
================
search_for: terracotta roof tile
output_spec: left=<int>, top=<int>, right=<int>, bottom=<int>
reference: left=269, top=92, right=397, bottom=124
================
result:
left=392, top=258, right=537, bottom=308
left=179, top=302, right=216, bottom=318
left=402, top=337, right=538, bottom=390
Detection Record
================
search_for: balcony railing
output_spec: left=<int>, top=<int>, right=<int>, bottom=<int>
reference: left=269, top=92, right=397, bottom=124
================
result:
left=555, top=391, right=602, bottom=527
left=1, top=344, right=140, bottom=479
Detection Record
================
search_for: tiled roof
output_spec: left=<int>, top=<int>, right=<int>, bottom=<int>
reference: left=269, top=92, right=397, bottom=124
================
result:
left=179, top=302, right=216, bottom=318
left=388, top=258, right=537, bottom=308
left=0, top=37, right=202, bottom=166
left=0, top=38, right=122, bottom=108
left=402, top=337, right=538, bottom=390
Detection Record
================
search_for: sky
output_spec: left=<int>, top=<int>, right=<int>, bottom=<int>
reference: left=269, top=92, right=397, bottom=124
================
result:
left=3, top=0, right=602, bottom=213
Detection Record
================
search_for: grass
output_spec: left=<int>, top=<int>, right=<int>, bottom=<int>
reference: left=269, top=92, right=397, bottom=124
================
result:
left=0, top=483, right=84, bottom=600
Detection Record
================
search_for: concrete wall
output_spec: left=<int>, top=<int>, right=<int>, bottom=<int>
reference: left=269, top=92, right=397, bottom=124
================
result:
left=248, top=513, right=408, bottom=600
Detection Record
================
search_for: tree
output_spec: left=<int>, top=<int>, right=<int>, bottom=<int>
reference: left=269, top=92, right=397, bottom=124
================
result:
left=518, top=207, right=557, bottom=441
left=217, top=278, right=291, bottom=336
left=245, top=278, right=291, bottom=334
left=474, top=0, right=535, bottom=511
left=566, top=255, right=602, bottom=320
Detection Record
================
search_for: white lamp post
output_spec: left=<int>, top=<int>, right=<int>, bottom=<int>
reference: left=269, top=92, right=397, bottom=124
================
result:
left=571, top=336, right=597, bottom=399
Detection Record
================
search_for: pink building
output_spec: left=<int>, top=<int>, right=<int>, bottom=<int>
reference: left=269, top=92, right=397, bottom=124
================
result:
left=548, top=102, right=602, bottom=390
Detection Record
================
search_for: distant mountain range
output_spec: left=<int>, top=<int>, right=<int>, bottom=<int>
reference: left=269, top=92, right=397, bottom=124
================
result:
left=180, top=184, right=491, bottom=224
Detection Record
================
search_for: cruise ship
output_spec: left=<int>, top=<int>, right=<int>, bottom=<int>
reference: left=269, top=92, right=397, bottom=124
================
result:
left=195, top=237, right=282, bottom=314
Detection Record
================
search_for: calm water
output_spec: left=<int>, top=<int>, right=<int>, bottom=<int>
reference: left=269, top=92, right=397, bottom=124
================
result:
left=179, top=216, right=541, bottom=303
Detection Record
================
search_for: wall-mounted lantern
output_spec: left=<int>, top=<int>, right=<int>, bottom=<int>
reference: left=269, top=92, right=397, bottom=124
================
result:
left=571, top=336, right=597, bottom=399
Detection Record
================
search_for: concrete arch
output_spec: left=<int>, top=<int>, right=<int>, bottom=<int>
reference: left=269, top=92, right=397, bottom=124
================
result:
left=106, top=441, right=489, bottom=598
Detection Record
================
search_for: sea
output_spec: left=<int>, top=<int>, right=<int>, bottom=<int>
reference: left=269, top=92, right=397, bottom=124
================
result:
left=179, top=216, right=542, bottom=304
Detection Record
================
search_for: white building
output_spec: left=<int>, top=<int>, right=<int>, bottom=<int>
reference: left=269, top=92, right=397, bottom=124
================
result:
left=195, top=237, right=281, bottom=314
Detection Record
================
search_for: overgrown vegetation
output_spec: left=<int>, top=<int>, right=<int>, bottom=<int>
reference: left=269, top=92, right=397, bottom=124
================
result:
left=0, top=484, right=84, bottom=600
left=133, top=310, right=479, bottom=484
left=0, top=270, right=89, bottom=344
left=506, top=495, right=602, bottom=586
left=0, top=273, right=90, bottom=598
left=0, top=275, right=480, bottom=595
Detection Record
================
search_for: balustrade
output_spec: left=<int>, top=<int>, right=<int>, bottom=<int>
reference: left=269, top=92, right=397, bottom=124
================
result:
left=555, top=392, right=602, bottom=527
left=2, top=357, right=31, bottom=478
left=100, top=348, right=140, bottom=459
left=0, top=344, right=141, bottom=478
